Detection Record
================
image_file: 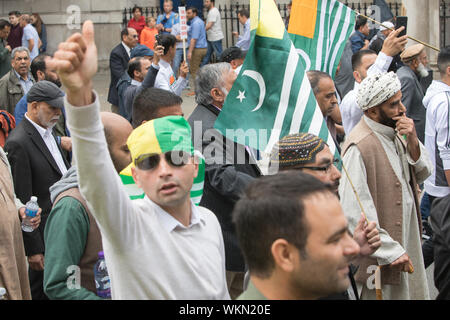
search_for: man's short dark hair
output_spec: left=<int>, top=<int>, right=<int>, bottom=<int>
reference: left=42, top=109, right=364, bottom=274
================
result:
left=355, top=15, right=368, bottom=31
left=238, top=9, right=250, bottom=18
left=351, top=49, right=377, bottom=71
left=233, top=172, right=334, bottom=278
left=160, top=34, right=177, bottom=55
left=8, top=11, right=21, bottom=17
left=127, top=57, right=143, bottom=79
left=0, top=19, right=11, bottom=30
left=132, top=87, right=183, bottom=128
left=132, top=6, right=142, bottom=14
left=437, top=46, right=450, bottom=75
left=31, top=53, right=52, bottom=81
left=307, top=70, right=332, bottom=95
left=121, top=28, right=130, bottom=41
left=187, top=6, right=198, bottom=15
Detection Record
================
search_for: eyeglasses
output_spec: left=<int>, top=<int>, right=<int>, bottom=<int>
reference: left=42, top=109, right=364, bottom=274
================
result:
left=293, top=158, right=340, bottom=173
left=134, top=151, right=191, bottom=171
left=132, top=35, right=139, bottom=38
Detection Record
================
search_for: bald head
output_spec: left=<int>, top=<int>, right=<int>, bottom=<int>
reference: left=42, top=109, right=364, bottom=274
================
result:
left=101, top=112, right=133, bottom=173
left=19, top=14, right=30, bottom=27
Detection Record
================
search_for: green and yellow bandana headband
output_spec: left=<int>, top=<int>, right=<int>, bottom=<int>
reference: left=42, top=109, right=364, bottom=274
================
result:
left=120, top=115, right=194, bottom=176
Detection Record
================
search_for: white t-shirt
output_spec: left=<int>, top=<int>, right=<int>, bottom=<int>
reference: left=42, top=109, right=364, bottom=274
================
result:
left=206, top=7, right=223, bottom=42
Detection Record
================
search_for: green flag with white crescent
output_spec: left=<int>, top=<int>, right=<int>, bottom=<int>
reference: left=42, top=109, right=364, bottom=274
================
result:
left=214, top=0, right=339, bottom=158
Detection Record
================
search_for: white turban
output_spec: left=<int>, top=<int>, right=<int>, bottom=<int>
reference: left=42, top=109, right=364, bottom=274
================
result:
left=357, top=72, right=401, bottom=111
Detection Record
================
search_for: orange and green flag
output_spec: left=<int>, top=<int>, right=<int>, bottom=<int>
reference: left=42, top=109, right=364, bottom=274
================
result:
left=288, top=0, right=356, bottom=78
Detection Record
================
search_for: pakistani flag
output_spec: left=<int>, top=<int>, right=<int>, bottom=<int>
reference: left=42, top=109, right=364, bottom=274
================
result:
left=288, top=0, right=356, bottom=77
left=214, top=0, right=338, bottom=158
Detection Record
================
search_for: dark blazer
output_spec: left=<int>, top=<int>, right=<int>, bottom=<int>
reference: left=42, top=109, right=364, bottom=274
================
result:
left=188, top=103, right=261, bottom=272
left=4, top=117, right=70, bottom=256
left=107, top=43, right=130, bottom=106
left=397, top=66, right=426, bottom=143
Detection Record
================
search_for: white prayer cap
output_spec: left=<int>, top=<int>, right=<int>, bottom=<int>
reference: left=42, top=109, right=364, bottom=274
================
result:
left=379, top=21, right=394, bottom=31
left=357, top=72, right=401, bottom=111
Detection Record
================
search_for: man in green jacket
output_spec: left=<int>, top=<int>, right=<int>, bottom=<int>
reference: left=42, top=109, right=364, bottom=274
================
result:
left=43, top=112, right=133, bottom=300
left=0, top=20, right=11, bottom=78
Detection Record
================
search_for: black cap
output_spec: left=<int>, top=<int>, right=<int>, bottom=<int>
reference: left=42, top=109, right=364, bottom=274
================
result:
left=27, top=80, right=65, bottom=109
left=220, top=46, right=246, bottom=63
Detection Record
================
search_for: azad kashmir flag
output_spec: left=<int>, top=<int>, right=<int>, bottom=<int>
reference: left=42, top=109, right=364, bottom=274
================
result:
left=119, top=116, right=205, bottom=205
left=288, top=0, right=356, bottom=78
left=214, top=0, right=339, bottom=159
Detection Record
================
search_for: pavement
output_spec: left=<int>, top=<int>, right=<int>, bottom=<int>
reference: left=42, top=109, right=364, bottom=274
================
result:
left=92, top=71, right=198, bottom=117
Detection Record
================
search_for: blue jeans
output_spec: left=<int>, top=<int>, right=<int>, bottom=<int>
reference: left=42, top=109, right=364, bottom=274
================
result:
left=172, top=48, right=184, bottom=77
left=200, top=39, right=223, bottom=67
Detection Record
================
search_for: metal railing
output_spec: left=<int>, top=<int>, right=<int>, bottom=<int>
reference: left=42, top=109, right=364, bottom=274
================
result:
left=123, top=1, right=431, bottom=50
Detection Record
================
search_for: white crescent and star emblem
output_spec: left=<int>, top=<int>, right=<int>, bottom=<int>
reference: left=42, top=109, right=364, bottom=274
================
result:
left=240, top=70, right=266, bottom=112
left=236, top=90, right=246, bottom=103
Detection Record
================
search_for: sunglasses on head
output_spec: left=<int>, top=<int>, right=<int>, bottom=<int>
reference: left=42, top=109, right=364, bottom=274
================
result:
left=134, top=151, right=192, bottom=170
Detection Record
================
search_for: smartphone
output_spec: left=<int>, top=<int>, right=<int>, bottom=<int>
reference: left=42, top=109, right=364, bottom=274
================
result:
left=395, top=16, right=408, bottom=37
left=155, top=32, right=162, bottom=46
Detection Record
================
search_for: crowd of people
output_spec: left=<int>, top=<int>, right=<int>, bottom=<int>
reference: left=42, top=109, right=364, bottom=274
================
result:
left=1, top=1, right=450, bottom=302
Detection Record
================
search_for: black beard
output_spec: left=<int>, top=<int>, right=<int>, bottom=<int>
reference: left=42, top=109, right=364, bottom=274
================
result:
left=379, top=108, right=397, bottom=129
left=45, top=75, right=62, bottom=88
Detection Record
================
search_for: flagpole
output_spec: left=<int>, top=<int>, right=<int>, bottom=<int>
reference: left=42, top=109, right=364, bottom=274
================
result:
left=353, top=11, right=441, bottom=52
left=341, top=162, right=370, bottom=225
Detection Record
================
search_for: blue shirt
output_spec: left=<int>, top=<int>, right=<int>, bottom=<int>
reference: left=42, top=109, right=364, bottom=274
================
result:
left=235, top=19, right=251, bottom=51
left=188, top=16, right=207, bottom=49
left=14, top=70, right=33, bottom=94
left=156, top=12, right=179, bottom=34
left=350, top=30, right=367, bottom=54
left=22, top=24, right=40, bottom=60
left=14, top=94, right=28, bottom=125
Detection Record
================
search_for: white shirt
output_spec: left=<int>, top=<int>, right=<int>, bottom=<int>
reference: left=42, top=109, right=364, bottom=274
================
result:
left=121, top=42, right=131, bottom=58
left=154, top=58, right=187, bottom=96
left=24, top=113, right=68, bottom=175
left=340, top=52, right=393, bottom=135
left=130, top=79, right=142, bottom=87
left=206, top=7, right=224, bottom=42
left=65, top=93, right=229, bottom=300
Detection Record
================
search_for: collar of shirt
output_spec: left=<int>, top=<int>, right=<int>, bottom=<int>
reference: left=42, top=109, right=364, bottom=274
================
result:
left=131, top=79, right=142, bottom=87
left=122, top=42, right=131, bottom=57
left=25, top=112, right=53, bottom=139
left=144, top=196, right=205, bottom=232
left=13, top=70, right=32, bottom=82
left=364, top=115, right=396, bottom=140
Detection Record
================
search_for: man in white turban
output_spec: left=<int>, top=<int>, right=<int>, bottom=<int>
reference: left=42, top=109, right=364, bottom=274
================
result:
left=339, top=72, right=432, bottom=300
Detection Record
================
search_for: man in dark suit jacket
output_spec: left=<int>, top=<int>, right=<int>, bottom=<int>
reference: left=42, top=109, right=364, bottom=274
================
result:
left=397, top=44, right=429, bottom=143
left=5, top=81, right=70, bottom=300
left=107, top=27, right=138, bottom=113
left=188, top=63, right=261, bottom=299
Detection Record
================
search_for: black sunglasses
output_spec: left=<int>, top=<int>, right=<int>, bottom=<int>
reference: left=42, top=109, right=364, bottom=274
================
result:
left=134, top=151, right=191, bottom=170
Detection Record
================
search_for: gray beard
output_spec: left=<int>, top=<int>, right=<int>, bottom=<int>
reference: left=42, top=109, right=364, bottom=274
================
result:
left=417, top=63, right=429, bottom=78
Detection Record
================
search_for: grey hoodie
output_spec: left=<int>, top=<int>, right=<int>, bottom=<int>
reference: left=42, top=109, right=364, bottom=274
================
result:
left=49, top=166, right=79, bottom=204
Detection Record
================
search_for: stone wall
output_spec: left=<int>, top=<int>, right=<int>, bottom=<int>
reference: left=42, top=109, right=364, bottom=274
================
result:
left=0, top=0, right=162, bottom=71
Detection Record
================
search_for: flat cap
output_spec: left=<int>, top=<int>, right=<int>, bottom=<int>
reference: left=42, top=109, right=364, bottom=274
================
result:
left=27, top=80, right=64, bottom=109
left=130, top=44, right=154, bottom=59
left=400, top=44, right=425, bottom=63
